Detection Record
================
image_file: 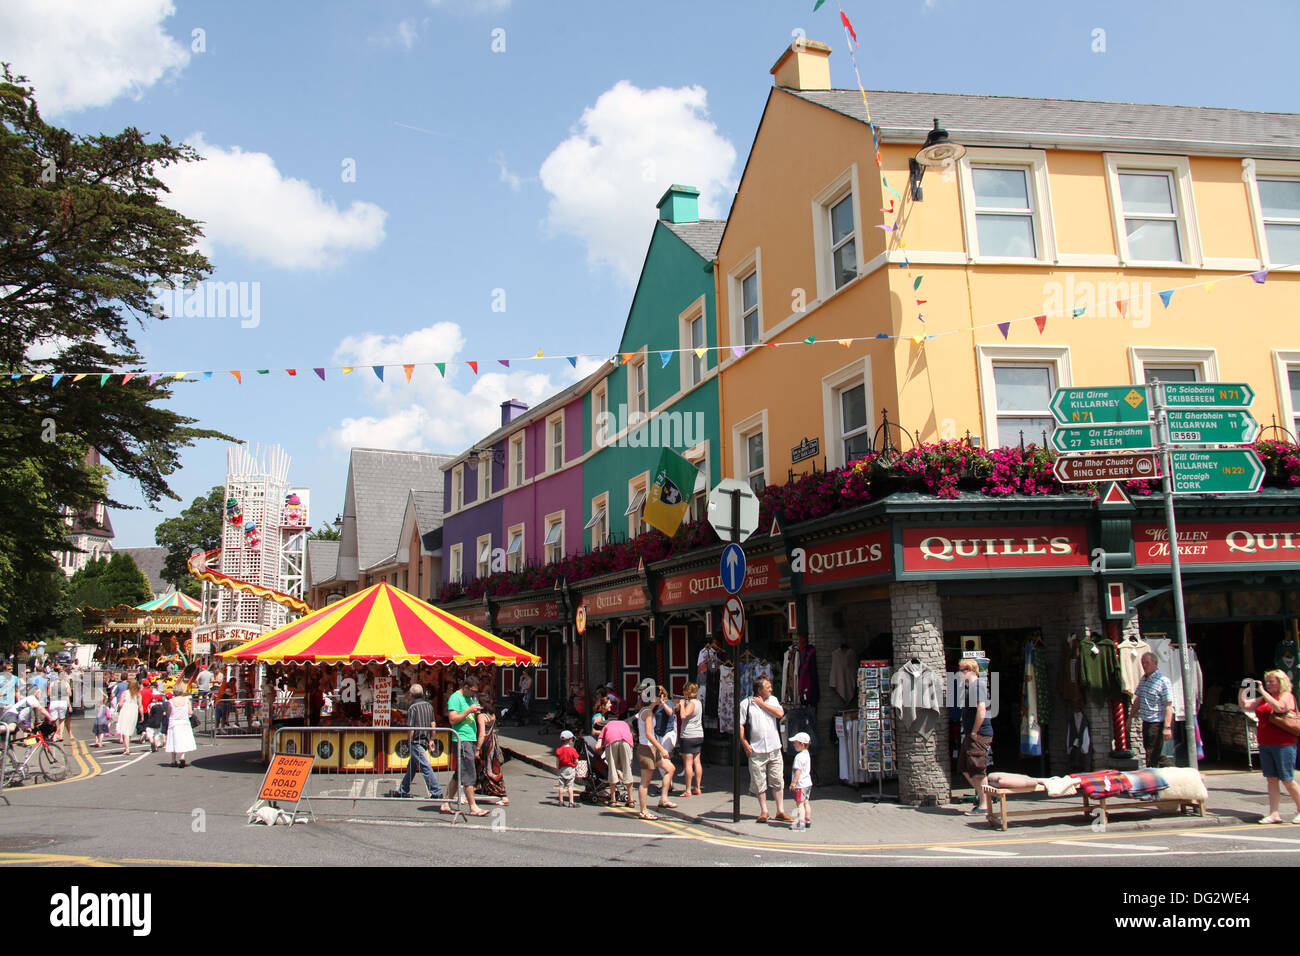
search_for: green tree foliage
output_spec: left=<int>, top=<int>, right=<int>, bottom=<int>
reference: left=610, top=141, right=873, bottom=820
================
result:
left=59, top=552, right=152, bottom=642
left=154, top=485, right=224, bottom=597
left=0, top=67, right=234, bottom=637
left=308, top=513, right=343, bottom=541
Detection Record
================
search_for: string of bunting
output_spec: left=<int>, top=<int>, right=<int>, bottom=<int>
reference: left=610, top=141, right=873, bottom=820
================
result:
left=3, top=269, right=1277, bottom=385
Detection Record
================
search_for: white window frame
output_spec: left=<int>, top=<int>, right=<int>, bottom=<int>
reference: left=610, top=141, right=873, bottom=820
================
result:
left=1103, top=154, right=1202, bottom=268
left=811, top=165, right=863, bottom=300
left=957, top=148, right=1057, bottom=264
left=976, top=346, right=1072, bottom=450
left=679, top=296, right=709, bottom=391
left=731, top=409, right=769, bottom=492
left=477, top=453, right=491, bottom=500
left=449, top=543, right=463, bottom=585
left=1245, top=159, right=1300, bottom=272
left=452, top=465, right=464, bottom=513
left=592, top=379, right=610, bottom=448
left=547, top=412, right=564, bottom=473
left=821, top=357, right=874, bottom=469
left=585, top=492, right=610, bottom=550
left=626, top=472, right=649, bottom=539
left=1272, top=350, right=1300, bottom=441
left=1128, top=348, right=1218, bottom=388
left=506, top=523, right=525, bottom=573
left=683, top=442, right=710, bottom=524
left=626, top=348, right=649, bottom=427
left=543, top=511, right=565, bottom=565
left=509, top=433, right=525, bottom=488
left=475, top=534, right=492, bottom=579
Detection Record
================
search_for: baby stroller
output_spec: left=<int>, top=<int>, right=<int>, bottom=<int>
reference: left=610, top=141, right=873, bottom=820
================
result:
left=577, top=734, right=631, bottom=806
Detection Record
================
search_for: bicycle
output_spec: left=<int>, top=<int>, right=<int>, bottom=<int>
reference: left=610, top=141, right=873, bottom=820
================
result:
left=2, top=722, right=68, bottom=787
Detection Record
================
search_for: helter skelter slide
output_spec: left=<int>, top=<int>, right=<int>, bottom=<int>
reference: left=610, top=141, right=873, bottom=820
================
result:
left=188, top=547, right=311, bottom=615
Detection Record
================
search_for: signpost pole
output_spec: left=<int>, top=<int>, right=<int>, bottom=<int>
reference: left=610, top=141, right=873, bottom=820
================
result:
left=1152, top=380, right=1199, bottom=772
left=731, top=489, right=742, bottom=825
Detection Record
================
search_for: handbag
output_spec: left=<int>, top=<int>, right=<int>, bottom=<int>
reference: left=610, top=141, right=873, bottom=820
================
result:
left=1267, top=707, right=1300, bottom=738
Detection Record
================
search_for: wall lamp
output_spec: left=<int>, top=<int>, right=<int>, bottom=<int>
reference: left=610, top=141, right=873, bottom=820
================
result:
left=908, top=118, right=966, bottom=202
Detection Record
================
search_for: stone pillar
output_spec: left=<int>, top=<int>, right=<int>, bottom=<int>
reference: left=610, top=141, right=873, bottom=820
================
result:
left=890, top=581, right=951, bottom=806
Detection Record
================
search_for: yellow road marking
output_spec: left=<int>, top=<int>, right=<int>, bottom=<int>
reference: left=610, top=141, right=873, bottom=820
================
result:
left=3, top=739, right=98, bottom=791
left=0, top=851, right=252, bottom=867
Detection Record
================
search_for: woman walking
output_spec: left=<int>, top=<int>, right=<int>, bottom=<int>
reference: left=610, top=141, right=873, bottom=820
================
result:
left=475, top=691, right=509, bottom=806
left=165, top=687, right=198, bottom=768
left=677, top=683, right=704, bottom=797
left=633, top=679, right=676, bottom=820
left=1239, top=669, right=1300, bottom=824
left=48, top=667, right=73, bottom=742
left=116, top=680, right=141, bottom=755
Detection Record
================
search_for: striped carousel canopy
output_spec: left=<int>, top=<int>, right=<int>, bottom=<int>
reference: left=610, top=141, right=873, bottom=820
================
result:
left=219, top=582, right=540, bottom=666
left=135, top=591, right=202, bottom=613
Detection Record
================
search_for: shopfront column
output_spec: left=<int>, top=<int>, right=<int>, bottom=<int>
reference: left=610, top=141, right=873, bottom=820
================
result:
left=890, top=580, right=951, bottom=806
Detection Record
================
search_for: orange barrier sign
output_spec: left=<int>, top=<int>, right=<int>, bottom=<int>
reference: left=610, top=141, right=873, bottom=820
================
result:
left=258, top=753, right=315, bottom=803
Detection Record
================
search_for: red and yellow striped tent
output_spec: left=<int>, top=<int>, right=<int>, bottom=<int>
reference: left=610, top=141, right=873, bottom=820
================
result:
left=218, top=582, right=539, bottom=666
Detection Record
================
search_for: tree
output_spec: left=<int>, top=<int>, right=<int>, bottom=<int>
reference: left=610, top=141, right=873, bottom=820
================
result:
left=309, top=513, right=343, bottom=541
left=154, top=485, right=224, bottom=597
left=58, top=552, right=152, bottom=642
left=0, top=67, right=235, bottom=635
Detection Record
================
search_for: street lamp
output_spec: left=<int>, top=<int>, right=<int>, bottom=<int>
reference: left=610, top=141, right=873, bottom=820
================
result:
left=909, top=118, right=966, bottom=201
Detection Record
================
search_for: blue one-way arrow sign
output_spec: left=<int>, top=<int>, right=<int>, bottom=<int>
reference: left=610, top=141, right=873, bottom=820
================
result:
left=721, top=542, right=747, bottom=595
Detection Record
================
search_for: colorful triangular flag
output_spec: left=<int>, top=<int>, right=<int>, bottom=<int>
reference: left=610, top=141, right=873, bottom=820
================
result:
left=498, top=359, right=510, bottom=368
left=203, top=371, right=213, bottom=381
left=50, top=374, right=63, bottom=386
left=72, top=374, right=86, bottom=383
left=1205, top=281, right=1218, bottom=293
left=1252, top=271, right=1268, bottom=284
left=813, top=0, right=825, bottom=9
left=468, top=361, right=478, bottom=374
left=313, top=368, right=325, bottom=380
left=874, top=224, right=896, bottom=233
left=1158, top=290, right=1173, bottom=308
left=230, top=371, right=241, bottom=384
left=694, top=347, right=706, bottom=359
left=99, top=373, right=110, bottom=386
left=286, top=369, right=297, bottom=377
left=998, top=322, right=1010, bottom=340
left=731, top=346, right=744, bottom=359
left=1034, top=314, right=1047, bottom=333
left=620, top=352, right=634, bottom=365
left=122, top=373, right=136, bottom=384
left=534, top=349, right=544, bottom=358
left=882, top=179, right=901, bottom=201
left=257, top=370, right=269, bottom=375
left=1116, top=300, right=1127, bottom=317
left=30, top=373, right=46, bottom=383
left=147, top=373, right=162, bottom=385
left=804, top=335, right=816, bottom=344
left=838, top=338, right=852, bottom=348
left=840, top=10, right=858, bottom=46
left=342, top=366, right=354, bottom=374
left=403, top=364, right=414, bottom=382
left=911, top=334, right=926, bottom=347
left=1072, top=306, right=1086, bottom=318
left=659, top=351, right=672, bottom=368
left=566, top=357, right=577, bottom=368
left=174, top=372, right=187, bottom=380
left=373, top=366, right=385, bottom=381
left=913, top=276, right=923, bottom=290
left=435, top=363, right=446, bottom=377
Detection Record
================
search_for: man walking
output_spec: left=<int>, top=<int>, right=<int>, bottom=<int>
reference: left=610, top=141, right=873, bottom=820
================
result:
left=1135, top=652, right=1174, bottom=768
left=388, top=684, right=445, bottom=801
left=739, top=677, right=792, bottom=824
left=0, top=663, right=17, bottom=709
left=443, top=674, right=488, bottom=817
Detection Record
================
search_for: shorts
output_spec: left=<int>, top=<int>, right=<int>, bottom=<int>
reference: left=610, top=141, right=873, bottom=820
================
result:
left=47, top=701, right=68, bottom=719
left=678, top=737, right=704, bottom=755
left=1260, top=743, right=1297, bottom=782
left=793, top=787, right=811, bottom=805
left=558, top=766, right=576, bottom=786
left=455, top=740, right=478, bottom=787
left=748, top=749, right=784, bottom=795
left=636, top=744, right=658, bottom=773
left=607, top=740, right=633, bottom=785
left=958, top=733, right=991, bottom=775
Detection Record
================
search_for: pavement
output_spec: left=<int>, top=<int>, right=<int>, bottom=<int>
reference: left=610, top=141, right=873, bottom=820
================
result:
left=496, top=722, right=1282, bottom=846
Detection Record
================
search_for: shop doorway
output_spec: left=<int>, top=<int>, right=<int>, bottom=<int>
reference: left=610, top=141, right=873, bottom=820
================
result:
left=945, top=627, right=1047, bottom=776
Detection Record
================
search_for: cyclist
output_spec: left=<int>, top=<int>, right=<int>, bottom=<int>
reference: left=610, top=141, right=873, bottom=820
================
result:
left=2, top=694, right=52, bottom=744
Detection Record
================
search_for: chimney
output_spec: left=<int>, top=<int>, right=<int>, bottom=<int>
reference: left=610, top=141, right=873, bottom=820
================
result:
left=501, top=399, right=529, bottom=425
left=770, top=39, right=832, bottom=91
left=657, top=184, right=700, bottom=224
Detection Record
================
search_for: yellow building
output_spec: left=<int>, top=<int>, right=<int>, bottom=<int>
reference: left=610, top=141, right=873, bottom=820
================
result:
left=716, top=40, right=1300, bottom=485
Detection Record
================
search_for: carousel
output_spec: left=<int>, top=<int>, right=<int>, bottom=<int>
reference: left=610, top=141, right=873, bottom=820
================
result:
left=220, top=582, right=539, bottom=789
left=82, top=591, right=202, bottom=671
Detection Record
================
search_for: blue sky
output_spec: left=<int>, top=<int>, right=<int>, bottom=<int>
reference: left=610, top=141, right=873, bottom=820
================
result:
left=2, top=0, right=1296, bottom=547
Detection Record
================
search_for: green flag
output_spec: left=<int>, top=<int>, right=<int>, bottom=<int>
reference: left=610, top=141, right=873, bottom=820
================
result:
left=643, top=448, right=700, bottom=537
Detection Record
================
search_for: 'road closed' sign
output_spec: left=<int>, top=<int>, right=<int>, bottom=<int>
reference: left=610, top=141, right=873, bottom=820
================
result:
left=258, top=753, right=314, bottom=803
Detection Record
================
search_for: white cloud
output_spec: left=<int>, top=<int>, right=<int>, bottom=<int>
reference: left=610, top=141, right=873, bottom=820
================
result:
left=371, top=18, right=426, bottom=50
left=539, top=81, right=737, bottom=285
left=161, top=134, right=387, bottom=270
left=491, top=151, right=528, bottom=191
left=0, top=0, right=190, bottom=115
left=325, top=323, right=578, bottom=454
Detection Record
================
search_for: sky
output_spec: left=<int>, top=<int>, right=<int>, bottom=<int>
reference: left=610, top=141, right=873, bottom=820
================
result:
left=2, top=0, right=1296, bottom=547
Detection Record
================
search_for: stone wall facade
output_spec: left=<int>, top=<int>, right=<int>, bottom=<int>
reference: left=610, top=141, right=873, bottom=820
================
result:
left=890, top=581, right=951, bottom=805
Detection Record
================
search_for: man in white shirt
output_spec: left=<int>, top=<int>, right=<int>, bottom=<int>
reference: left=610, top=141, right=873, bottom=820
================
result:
left=739, top=677, right=792, bottom=824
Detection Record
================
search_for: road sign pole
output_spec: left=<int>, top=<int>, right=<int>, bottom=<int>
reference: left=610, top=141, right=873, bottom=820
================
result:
left=731, top=489, right=742, bottom=825
left=1153, top=380, right=1199, bottom=772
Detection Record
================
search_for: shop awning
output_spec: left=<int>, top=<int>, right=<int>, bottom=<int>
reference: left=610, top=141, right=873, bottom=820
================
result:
left=218, top=582, right=540, bottom=666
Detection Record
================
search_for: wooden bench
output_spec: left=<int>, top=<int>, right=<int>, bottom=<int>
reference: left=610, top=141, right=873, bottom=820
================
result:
left=981, top=783, right=1206, bottom=832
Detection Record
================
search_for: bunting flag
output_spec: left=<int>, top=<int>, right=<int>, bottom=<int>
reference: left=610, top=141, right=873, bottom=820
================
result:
left=694, top=347, right=707, bottom=359
left=875, top=333, right=889, bottom=339
left=313, top=368, right=325, bottom=381
left=620, top=352, right=634, bottom=365
left=467, top=361, right=478, bottom=374
left=1252, top=271, right=1268, bottom=284
left=1158, top=290, right=1173, bottom=308
left=534, top=349, right=544, bottom=358
left=286, top=369, right=296, bottom=377
left=257, top=370, right=269, bottom=375
left=874, top=224, right=896, bottom=233
left=50, top=374, right=62, bottom=386
left=122, top=373, right=136, bottom=384
left=566, top=357, right=577, bottom=368
left=998, top=322, right=1011, bottom=340
left=732, top=346, right=744, bottom=358
left=371, top=366, right=384, bottom=381
left=403, top=364, right=414, bottom=382
left=882, top=179, right=901, bottom=201
left=204, top=372, right=213, bottom=381
left=9, top=373, right=19, bottom=380
left=1205, top=281, right=1217, bottom=293
left=804, top=335, right=816, bottom=344
left=1034, top=314, right=1047, bottom=333
left=659, top=351, right=672, bottom=368
left=498, top=359, right=510, bottom=368
left=342, top=367, right=354, bottom=374
left=1072, top=306, right=1086, bottom=318
left=1116, top=300, right=1127, bottom=317
left=813, top=0, right=825, bottom=8
left=840, top=13, right=857, bottom=52
left=880, top=201, right=894, bottom=214
left=72, top=374, right=86, bottom=383
left=230, top=371, right=241, bottom=384
left=915, top=299, right=927, bottom=306
left=838, top=338, right=852, bottom=347
left=100, top=374, right=110, bottom=386
left=174, top=371, right=188, bottom=380
left=30, top=373, right=46, bottom=383
left=911, top=335, right=926, bottom=347
left=435, top=363, right=446, bottom=377
left=913, top=276, right=923, bottom=290
left=147, top=373, right=160, bottom=385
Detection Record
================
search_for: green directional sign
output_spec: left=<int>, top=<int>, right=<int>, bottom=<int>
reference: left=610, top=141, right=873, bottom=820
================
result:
left=1163, top=382, right=1255, bottom=408
left=1051, top=423, right=1155, bottom=453
left=1166, top=409, right=1259, bottom=445
left=1050, top=386, right=1150, bottom=424
left=1169, top=449, right=1264, bottom=494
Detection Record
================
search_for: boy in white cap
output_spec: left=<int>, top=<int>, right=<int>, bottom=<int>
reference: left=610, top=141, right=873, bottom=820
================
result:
left=556, top=730, right=579, bottom=807
left=789, top=732, right=813, bottom=830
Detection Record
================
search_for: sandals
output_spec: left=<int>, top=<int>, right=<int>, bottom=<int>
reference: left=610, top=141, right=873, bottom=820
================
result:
left=658, top=801, right=678, bottom=809
left=638, top=811, right=659, bottom=821
left=1258, top=814, right=1284, bottom=825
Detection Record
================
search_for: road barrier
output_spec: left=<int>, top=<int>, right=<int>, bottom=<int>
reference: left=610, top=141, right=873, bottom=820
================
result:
left=207, top=697, right=262, bottom=739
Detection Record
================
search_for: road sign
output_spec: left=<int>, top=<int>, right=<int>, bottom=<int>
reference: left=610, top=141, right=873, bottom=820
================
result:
left=1166, top=409, right=1258, bottom=445
left=707, top=479, right=760, bottom=543
left=722, top=595, right=745, bottom=645
left=1053, top=452, right=1161, bottom=484
left=1050, top=423, right=1155, bottom=454
left=1162, top=382, right=1254, bottom=408
left=721, top=542, right=747, bottom=595
left=1169, top=449, right=1265, bottom=494
left=1050, top=386, right=1150, bottom=424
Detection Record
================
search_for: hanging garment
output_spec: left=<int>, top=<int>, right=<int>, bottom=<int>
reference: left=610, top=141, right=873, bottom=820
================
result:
left=1021, top=640, right=1042, bottom=757
left=718, top=665, right=734, bottom=735
left=1274, top=638, right=1300, bottom=691
left=704, top=658, right=721, bottom=729
left=1118, top=637, right=1152, bottom=699
left=1066, top=709, right=1092, bottom=772
left=835, top=716, right=850, bottom=782
left=830, top=647, right=856, bottom=701
left=1032, top=642, right=1051, bottom=725
left=890, top=660, right=942, bottom=739
left=1147, top=638, right=1202, bottom=720
left=1060, top=635, right=1084, bottom=706
left=798, top=645, right=820, bottom=707
left=780, top=645, right=800, bottom=706
left=697, top=645, right=718, bottom=726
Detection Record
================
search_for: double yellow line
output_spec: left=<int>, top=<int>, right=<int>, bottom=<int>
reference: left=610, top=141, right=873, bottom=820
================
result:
left=3, top=739, right=100, bottom=792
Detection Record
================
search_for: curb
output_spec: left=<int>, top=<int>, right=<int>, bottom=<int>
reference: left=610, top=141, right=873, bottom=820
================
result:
left=503, top=747, right=559, bottom=776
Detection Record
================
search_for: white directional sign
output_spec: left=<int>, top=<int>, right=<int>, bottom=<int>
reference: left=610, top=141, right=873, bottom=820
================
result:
left=722, top=595, right=746, bottom=645
left=707, top=479, right=760, bottom=543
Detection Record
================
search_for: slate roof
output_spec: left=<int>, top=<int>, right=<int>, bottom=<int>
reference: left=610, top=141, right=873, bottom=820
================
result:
left=410, top=491, right=443, bottom=534
left=347, top=449, right=454, bottom=572
left=662, top=219, right=727, bottom=261
left=113, top=546, right=168, bottom=596
left=306, top=539, right=340, bottom=588
left=786, top=89, right=1300, bottom=158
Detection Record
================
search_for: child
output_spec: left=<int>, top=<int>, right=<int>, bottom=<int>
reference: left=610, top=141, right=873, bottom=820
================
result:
left=92, top=691, right=111, bottom=748
left=555, top=730, right=579, bottom=807
left=144, top=684, right=168, bottom=753
left=789, top=732, right=813, bottom=830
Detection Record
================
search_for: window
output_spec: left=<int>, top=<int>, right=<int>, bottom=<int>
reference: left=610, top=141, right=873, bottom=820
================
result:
left=1104, top=155, right=1200, bottom=267
left=732, top=411, right=768, bottom=494
left=449, top=544, right=463, bottom=584
left=452, top=466, right=464, bottom=512
left=829, top=194, right=857, bottom=289
left=626, top=474, right=649, bottom=539
left=957, top=149, right=1056, bottom=263
left=840, top=385, right=871, bottom=462
left=683, top=444, right=708, bottom=523
left=726, top=249, right=763, bottom=350
left=741, top=272, right=760, bottom=345
left=478, top=454, right=491, bottom=499
left=585, top=494, right=609, bottom=550
left=1142, top=366, right=1199, bottom=385
left=821, top=357, right=873, bottom=468
left=1291, top=368, right=1300, bottom=439
left=1272, top=352, right=1300, bottom=441
left=548, top=414, right=564, bottom=472
left=510, top=434, right=525, bottom=488
left=1129, top=348, right=1217, bottom=390
left=745, top=432, right=766, bottom=492
left=679, top=299, right=708, bottom=390
left=544, top=513, right=564, bottom=564
left=506, top=524, right=524, bottom=573
left=476, top=535, right=492, bottom=579
left=1258, top=177, right=1300, bottom=266
left=993, top=365, right=1056, bottom=449
left=592, top=380, right=610, bottom=448
left=629, top=354, right=648, bottom=423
